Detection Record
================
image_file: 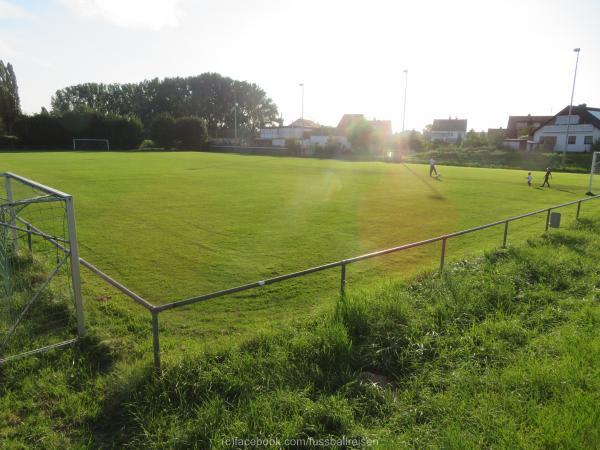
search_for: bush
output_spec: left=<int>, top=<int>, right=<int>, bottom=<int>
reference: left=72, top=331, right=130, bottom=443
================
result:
left=175, top=116, right=207, bottom=149
left=149, top=113, right=176, bottom=149
left=13, top=114, right=68, bottom=147
left=107, top=116, right=143, bottom=149
left=13, top=111, right=143, bottom=149
left=0, top=135, right=21, bottom=149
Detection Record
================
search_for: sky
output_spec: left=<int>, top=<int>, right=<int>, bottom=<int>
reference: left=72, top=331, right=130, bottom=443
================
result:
left=1, top=0, right=599, bottom=133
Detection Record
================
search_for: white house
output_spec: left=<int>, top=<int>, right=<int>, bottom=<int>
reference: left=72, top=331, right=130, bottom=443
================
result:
left=258, top=118, right=319, bottom=147
left=533, top=105, right=600, bottom=152
left=429, top=119, right=467, bottom=143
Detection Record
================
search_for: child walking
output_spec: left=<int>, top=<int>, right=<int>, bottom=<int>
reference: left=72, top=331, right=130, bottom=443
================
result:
left=527, top=172, right=532, bottom=187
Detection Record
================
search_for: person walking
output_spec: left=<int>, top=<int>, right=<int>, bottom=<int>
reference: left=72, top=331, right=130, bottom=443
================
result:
left=541, top=167, right=552, bottom=188
left=527, top=172, right=533, bottom=187
left=429, top=158, right=438, bottom=177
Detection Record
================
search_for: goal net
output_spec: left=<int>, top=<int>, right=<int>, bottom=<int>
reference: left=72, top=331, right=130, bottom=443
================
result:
left=587, top=151, right=600, bottom=195
left=0, top=173, right=84, bottom=364
left=73, top=139, right=110, bottom=151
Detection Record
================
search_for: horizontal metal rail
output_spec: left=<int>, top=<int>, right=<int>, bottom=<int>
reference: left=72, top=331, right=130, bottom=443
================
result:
left=0, top=172, right=71, bottom=198
left=9, top=216, right=155, bottom=311
left=0, top=219, right=69, bottom=244
left=157, top=194, right=600, bottom=312
left=156, top=261, right=342, bottom=312
left=79, top=258, right=155, bottom=311
left=0, top=195, right=63, bottom=209
left=0, top=338, right=78, bottom=365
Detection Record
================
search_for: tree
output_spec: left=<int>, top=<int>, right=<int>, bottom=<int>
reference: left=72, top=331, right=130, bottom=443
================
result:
left=175, top=116, right=207, bottom=149
left=150, top=113, right=177, bottom=148
left=347, top=117, right=374, bottom=153
left=51, top=73, right=280, bottom=138
left=0, top=61, right=21, bottom=133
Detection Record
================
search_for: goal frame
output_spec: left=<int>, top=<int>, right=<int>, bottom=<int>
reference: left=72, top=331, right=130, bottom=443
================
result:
left=587, top=151, right=600, bottom=195
left=0, top=172, right=85, bottom=364
left=72, top=138, right=110, bottom=151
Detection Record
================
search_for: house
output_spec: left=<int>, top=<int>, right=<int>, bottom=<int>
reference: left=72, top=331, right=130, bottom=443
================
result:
left=258, top=113, right=392, bottom=153
left=532, top=104, right=600, bottom=152
left=506, top=115, right=552, bottom=139
left=336, top=114, right=392, bottom=139
left=258, top=118, right=319, bottom=147
left=429, top=119, right=467, bottom=143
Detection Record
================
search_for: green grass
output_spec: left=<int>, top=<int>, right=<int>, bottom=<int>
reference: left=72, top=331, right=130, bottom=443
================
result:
left=2, top=201, right=599, bottom=448
left=1, top=151, right=594, bottom=351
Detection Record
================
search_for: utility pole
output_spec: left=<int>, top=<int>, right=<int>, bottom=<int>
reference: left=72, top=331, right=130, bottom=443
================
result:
left=402, top=69, right=408, bottom=133
left=563, top=48, right=581, bottom=165
left=299, top=83, right=304, bottom=125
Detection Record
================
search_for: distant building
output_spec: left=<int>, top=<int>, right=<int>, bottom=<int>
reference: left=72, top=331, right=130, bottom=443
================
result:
left=336, top=114, right=392, bottom=139
left=532, top=104, right=600, bottom=152
left=429, top=119, right=467, bottom=143
left=487, top=128, right=506, bottom=138
left=258, top=118, right=319, bottom=147
left=506, top=115, right=552, bottom=139
left=257, top=113, right=392, bottom=153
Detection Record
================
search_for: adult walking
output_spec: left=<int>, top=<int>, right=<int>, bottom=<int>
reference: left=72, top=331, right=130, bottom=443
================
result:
left=429, top=158, right=438, bottom=177
left=541, top=167, right=552, bottom=188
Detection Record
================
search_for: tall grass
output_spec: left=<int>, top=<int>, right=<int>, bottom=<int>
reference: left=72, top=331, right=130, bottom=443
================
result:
left=2, top=215, right=600, bottom=448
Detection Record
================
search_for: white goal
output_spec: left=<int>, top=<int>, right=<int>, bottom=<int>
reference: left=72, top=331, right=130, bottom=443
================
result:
left=72, top=139, right=110, bottom=151
left=587, top=151, right=600, bottom=195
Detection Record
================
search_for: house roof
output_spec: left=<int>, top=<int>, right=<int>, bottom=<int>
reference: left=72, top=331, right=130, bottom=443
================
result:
left=536, top=104, right=600, bottom=130
left=506, top=115, right=552, bottom=138
left=288, top=118, right=319, bottom=128
left=336, top=114, right=365, bottom=134
left=370, top=120, right=393, bottom=137
left=431, top=119, right=467, bottom=132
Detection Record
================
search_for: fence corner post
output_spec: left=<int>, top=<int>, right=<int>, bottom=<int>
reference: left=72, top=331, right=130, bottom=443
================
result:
left=439, top=237, right=447, bottom=272
left=152, top=310, right=161, bottom=372
left=502, top=221, right=509, bottom=248
left=340, top=261, right=346, bottom=296
left=545, top=208, right=551, bottom=232
left=576, top=201, right=582, bottom=220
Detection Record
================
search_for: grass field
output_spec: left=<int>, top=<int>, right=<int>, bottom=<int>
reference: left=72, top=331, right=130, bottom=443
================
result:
left=1, top=183, right=599, bottom=447
left=1, top=151, right=595, bottom=356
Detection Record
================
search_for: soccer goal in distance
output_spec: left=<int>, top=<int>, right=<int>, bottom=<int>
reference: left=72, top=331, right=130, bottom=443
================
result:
left=587, top=151, right=600, bottom=195
left=72, top=139, right=110, bottom=151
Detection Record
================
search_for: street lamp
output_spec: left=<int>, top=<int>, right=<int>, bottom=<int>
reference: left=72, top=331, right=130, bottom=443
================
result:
left=402, top=70, right=408, bottom=133
left=563, top=48, right=581, bottom=165
left=234, top=102, right=238, bottom=141
left=298, top=83, right=304, bottom=126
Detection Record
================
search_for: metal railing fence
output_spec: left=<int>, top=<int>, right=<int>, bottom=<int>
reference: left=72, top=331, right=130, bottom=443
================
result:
left=3, top=172, right=599, bottom=370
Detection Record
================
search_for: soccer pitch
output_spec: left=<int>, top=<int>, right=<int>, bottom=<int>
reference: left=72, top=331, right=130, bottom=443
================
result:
left=1, top=151, right=593, bottom=346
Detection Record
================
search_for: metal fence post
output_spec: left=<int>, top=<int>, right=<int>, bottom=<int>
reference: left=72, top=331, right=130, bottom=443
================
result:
left=340, top=261, right=346, bottom=296
left=439, top=237, right=447, bottom=272
left=65, top=196, right=85, bottom=338
left=152, top=310, right=161, bottom=371
left=26, top=224, right=32, bottom=251
left=576, top=201, right=581, bottom=220
left=545, top=209, right=551, bottom=231
left=4, top=176, right=18, bottom=251
left=502, top=221, right=509, bottom=248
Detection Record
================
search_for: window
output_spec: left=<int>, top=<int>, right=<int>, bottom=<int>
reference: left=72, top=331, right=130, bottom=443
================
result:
left=584, top=136, right=593, bottom=145
left=568, top=135, right=576, bottom=145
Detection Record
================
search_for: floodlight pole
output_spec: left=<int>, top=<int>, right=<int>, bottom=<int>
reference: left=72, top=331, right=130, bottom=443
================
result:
left=299, top=83, right=304, bottom=124
left=402, top=69, right=408, bottom=133
left=234, top=103, right=238, bottom=141
left=562, top=48, right=580, bottom=165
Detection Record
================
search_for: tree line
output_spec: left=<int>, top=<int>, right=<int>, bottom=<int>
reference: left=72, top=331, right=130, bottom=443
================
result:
left=51, top=73, right=280, bottom=138
left=0, top=60, right=20, bottom=134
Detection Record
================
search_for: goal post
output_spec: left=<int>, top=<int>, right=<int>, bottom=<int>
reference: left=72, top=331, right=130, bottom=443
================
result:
left=0, top=172, right=85, bottom=364
left=587, top=151, right=600, bottom=195
left=72, top=139, right=110, bottom=151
